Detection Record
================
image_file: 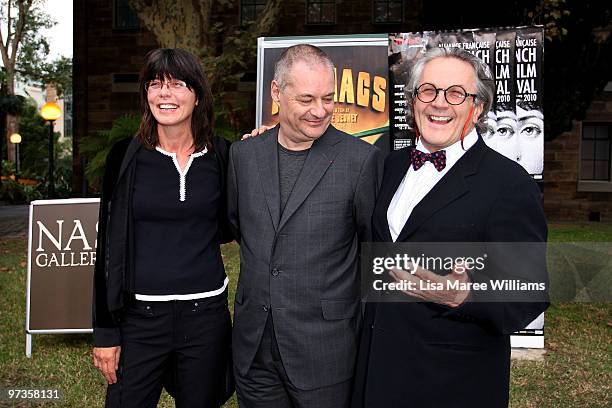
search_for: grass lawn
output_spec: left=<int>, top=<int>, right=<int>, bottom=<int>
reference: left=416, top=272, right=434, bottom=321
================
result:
left=1, top=224, right=611, bottom=407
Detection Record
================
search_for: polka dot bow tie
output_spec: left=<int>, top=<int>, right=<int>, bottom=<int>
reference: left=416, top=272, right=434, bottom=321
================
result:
left=409, top=147, right=447, bottom=171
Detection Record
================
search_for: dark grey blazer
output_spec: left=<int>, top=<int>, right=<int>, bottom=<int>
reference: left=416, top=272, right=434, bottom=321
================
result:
left=227, top=125, right=381, bottom=390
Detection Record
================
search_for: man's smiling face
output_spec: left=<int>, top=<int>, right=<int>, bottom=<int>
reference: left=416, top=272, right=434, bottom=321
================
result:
left=271, top=60, right=335, bottom=147
left=413, top=57, right=483, bottom=152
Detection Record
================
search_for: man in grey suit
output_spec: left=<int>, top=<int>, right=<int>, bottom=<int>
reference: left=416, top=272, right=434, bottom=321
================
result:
left=227, top=44, right=381, bottom=407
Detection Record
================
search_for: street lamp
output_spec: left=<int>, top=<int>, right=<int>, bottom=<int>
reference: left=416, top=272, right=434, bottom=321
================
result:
left=40, top=101, right=61, bottom=198
left=9, top=133, right=21, bottom=183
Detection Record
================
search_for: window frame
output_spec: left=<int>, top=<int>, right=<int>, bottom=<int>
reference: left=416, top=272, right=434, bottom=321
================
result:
left=305, top=0, right=337, bottom=26
left=113, top=0, right=140, bottom=30
left=240, top=0, right=268, bottom=26
left=372, top=0, right=404, bottom=25
left=578, top=121, right=612, bottom=192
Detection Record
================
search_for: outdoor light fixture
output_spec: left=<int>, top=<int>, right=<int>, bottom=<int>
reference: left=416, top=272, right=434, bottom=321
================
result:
left=9, top=133, right=22, bottom=183
left=40, top=101, right=62, bottom=198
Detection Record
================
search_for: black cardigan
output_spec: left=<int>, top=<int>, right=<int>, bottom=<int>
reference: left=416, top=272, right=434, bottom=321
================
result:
left=92, top=136, right=232, bottom=347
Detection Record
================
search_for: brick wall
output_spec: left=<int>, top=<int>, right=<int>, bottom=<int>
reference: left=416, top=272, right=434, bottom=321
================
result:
left=543, top=90, right=612, bottom=221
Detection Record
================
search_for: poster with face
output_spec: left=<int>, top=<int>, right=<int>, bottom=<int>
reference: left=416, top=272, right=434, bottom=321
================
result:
left=257, top=36, right=390, bottom=153
left=515, top=27, right=544, bottom=177
left=487, top=30, right=518, bottom=157
left=389, top=28, right=544, bottom=179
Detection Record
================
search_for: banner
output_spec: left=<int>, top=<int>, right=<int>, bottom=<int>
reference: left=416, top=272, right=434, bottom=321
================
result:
left=514, top=27, right=544, bottom=176
left=389, top=27, right=544, bottom=179
left=256, top=35, right=390, bottom=153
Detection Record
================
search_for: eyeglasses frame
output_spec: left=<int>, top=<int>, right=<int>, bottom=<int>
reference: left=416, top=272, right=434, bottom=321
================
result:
left=145, top=79, right=190, bottom=93
left=414, top=83, right=477, bottom=105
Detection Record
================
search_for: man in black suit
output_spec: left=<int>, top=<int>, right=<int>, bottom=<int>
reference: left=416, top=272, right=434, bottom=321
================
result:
left=353, top=46, right=548, bottom=407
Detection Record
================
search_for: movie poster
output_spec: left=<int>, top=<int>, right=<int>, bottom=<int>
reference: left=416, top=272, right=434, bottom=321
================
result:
left=389, top=27, right=544, bottom=179
left=514, top=27, right=544, bottom=178
left=388, top=32, right=428, bottom=150
left=256, top=35, right=390, bottom=153
left=486, top=30, right=517, bottom=160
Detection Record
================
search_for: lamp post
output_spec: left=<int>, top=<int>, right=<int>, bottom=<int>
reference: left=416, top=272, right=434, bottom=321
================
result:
left=9, top=133, right=21, bottom=183
left=40, top=102, right=61, bottom=198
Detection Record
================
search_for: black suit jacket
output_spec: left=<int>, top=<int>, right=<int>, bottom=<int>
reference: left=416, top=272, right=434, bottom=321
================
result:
left=353, top=137, right=548, bottom=408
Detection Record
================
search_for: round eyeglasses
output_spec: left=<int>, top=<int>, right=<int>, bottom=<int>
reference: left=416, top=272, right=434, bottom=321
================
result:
left=145, top=79, right=189, bottom=93
left=414, top=83, right=477, bottom=105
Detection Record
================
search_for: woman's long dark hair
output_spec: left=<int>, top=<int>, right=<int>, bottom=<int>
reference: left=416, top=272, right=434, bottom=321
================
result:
left=137, top=48, right=214, bottom=152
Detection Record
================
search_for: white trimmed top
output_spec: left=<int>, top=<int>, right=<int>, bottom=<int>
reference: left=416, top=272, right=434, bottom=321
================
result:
left=155, top=146, right=208, bottom=202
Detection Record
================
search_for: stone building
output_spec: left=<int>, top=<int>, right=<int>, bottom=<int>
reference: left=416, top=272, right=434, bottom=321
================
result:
left=543, top=85, right=612, bottom=221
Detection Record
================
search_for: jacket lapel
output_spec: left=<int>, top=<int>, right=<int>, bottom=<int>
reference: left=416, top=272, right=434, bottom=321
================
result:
left=255, top=126, right=282, bottom=232
left=277, top=127, right=340, bottom=232
left=395, top=137, right=486, bottom=242
left=116, top=137, right=141, bottom=184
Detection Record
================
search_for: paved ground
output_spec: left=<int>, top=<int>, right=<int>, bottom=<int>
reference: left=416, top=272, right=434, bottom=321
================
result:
left=0, top=203, right=29, bottom=238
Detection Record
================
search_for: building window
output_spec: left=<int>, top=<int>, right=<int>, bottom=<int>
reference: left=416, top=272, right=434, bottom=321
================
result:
left=241, top=0, right=267, bottom=25
left=580, top=123, right=611, bottom=181
left=114, top=0, right=140, bottom=29
left=306, top=0, right=336, bottom=25
left=373, top=0, right=403, bottom=24
left=112, top=73, right=140, bottom=93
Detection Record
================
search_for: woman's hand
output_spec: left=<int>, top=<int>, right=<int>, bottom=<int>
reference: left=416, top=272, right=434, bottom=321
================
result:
left=93, top=346, right=121, bottom=384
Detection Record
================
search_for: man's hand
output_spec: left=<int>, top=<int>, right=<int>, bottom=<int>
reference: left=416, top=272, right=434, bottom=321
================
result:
left=93, top=346, right=121, bottom=384
left=242, top=125, right=272, bottom=140
left=389, top=262, right=470, bottom=308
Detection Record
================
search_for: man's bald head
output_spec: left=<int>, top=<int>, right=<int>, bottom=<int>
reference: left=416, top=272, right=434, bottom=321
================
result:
left=273, top=44, right=335, bottom=90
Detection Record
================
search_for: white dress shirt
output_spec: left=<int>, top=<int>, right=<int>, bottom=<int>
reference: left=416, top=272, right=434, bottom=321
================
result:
left=387, top=129, right=479, bottom=242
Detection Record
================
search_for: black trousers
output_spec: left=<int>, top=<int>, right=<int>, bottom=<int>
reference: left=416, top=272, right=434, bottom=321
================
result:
left=235, top=314, right=351, bottom=408
left=105, top=294, right=232, bottom=408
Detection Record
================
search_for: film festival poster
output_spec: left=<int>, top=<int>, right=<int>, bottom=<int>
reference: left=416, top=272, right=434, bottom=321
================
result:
left=388, top=27, right=544, bottom=178
left=515, top=27, right=544, bottom=177
left=487, top=30, right=517, bottom=164
left=260, top=43, right=390, bottom=154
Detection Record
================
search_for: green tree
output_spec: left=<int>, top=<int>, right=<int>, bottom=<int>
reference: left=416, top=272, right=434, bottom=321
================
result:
left=0, top=0, right=72, bottom=163
left=0, top=0, right=51, bottom=161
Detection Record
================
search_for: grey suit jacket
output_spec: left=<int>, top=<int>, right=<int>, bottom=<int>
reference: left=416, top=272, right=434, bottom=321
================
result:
left=228, top=125, right=381, bottom=390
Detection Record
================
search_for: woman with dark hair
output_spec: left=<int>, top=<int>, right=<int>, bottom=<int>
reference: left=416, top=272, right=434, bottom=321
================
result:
left=92, top=48, right=233, bottom=407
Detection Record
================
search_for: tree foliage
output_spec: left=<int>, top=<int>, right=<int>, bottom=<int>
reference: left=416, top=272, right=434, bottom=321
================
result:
left=79, top=115, right=141, bottom=192
left=128, top=0, right=282, bottom=137
left=537, top=0, right=611, bottom=139
left=0, top=0, right=73, bottom=164
left=0, top=0, right=54, bottom=92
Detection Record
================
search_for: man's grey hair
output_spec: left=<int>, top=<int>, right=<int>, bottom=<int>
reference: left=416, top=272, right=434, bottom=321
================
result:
left=273, top=44, right=335, bottom=90
left=406, top=47, right=494, bottom=134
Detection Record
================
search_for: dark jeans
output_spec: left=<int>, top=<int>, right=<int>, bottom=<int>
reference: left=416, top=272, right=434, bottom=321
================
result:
left=105, top=294, right=231, bottom=408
